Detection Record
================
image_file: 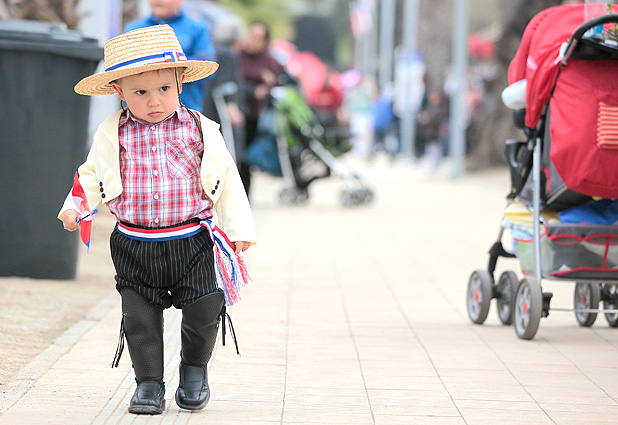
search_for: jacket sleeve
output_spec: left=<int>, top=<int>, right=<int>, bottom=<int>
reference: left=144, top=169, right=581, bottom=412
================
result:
left=198, top=115, right=256, bottom=244
left=213, top=138, right=257, bottom=245
left=57, top=137, right=103, bottom=220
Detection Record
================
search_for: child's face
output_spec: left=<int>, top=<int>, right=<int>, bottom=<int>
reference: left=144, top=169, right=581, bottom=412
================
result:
left=112, top=68, right=183, bottom=124
left=148, top=0, right=183, bottom=19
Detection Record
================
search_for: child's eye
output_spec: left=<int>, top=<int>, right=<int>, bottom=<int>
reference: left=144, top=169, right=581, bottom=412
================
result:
left=136, top=90, right=146, bottom=95
left=160, top=86, right=170, bottom=92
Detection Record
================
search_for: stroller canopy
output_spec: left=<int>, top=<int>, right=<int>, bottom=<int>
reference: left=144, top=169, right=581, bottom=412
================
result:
left=509, top=4, right=618, bottom=199
left=508, top=5, right=591, bottom=129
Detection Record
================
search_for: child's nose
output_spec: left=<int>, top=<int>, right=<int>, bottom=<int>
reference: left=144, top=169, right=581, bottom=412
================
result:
left=148, top=94, right=160, bottom=107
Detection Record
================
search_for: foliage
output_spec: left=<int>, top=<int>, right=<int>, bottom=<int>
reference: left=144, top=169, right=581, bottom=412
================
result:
left=219, top=0, right=293, bottom=39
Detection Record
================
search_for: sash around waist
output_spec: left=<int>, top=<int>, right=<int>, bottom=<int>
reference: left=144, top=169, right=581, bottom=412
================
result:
left=116, top=219, right=205, bottom=242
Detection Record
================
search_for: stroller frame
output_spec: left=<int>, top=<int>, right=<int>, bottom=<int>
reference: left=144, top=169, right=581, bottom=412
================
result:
left=467, top=14, right=618, bottom=340
left=270, top=86, right=374, bottom=207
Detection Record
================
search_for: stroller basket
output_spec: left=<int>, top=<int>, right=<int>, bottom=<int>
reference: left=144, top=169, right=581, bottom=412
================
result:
left=513, top=223, right=618, bottom=279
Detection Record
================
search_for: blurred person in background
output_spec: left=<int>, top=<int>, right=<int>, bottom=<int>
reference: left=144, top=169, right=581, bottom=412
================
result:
left=417, top=89, right=449, bottom=175
left=239, top=21, right=282, bottom=196
left=203, top=16, right=247, bottom=168
left=371, top=82, right=397, bottom=161
left=341, top=74, right=375, bottom=160
left=125, top=0, right=216, bottom=112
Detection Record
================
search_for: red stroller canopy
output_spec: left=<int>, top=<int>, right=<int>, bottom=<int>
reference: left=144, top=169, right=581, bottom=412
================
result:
left=508, top=5, right=590, bottom=129
left=509, top=4, right=618, bottom=199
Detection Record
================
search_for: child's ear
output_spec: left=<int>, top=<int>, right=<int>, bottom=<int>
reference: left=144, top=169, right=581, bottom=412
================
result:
left=178, top=72, right=185, bottom=95
left=111, top=82, right=125, bottom=101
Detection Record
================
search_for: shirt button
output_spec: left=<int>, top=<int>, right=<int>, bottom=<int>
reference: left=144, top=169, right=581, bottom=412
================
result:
left=154, top=194, right=159, bottom=200
left=154, top=218, right=160, bottom=224
left=152, top=146, right=157, bottom=152
left=153, top=170, right=159, bottom=176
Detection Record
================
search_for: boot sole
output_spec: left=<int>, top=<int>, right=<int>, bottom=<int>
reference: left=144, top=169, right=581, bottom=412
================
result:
left=175, top=390, right=210, bottom=410
left=128, top=400, right=165, bottom=415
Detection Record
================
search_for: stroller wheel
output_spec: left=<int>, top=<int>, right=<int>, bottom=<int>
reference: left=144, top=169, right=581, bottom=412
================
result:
left=496, top=271, right=518, bottom=326
left=340, top=188, right=374, bottom=207
left=466, top=270, right=492, bottom=325
left=360, top=188, right=374, bottom=205
left=574, top=282, right=600, bottom=327
left=603, top=284, right=618, bottom=328
left=340, top=190, right=358, bottom=207
left=513, top=277, right=542, bottom=340
left=279, top=187, right=309, bottom=205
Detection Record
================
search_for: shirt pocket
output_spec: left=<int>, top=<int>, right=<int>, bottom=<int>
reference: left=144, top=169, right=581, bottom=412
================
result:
left=166, top=139, right=201, bottom=179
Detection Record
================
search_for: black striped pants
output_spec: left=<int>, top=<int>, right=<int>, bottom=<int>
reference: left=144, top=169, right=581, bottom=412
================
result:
left=110, top=224, right=218, bottom=310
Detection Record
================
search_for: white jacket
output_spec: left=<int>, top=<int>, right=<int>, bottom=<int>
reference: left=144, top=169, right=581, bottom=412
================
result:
left=58, top=110, right=256, bottom=244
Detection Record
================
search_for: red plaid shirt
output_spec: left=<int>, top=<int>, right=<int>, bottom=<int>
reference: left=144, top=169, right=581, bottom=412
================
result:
left=106, top=107, right=214, bottom=227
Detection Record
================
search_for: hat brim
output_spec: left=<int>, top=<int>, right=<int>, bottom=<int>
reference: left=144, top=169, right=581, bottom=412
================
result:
left=74, top=60, right=219, bottom=95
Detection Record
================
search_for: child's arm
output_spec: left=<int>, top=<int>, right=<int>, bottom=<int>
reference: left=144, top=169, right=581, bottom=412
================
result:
left=60, top=209, right=81, bottom=231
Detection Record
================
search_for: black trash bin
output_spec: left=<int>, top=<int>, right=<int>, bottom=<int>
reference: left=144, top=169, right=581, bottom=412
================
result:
left=0, top=20, right=103, bottom=279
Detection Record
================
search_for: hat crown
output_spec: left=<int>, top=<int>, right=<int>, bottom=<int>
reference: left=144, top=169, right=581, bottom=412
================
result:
left=74, top=24, right=218, bottom=95
left=103, top=25, right=184, bottom=72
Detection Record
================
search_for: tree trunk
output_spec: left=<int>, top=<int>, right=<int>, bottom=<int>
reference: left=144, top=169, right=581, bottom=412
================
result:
left=468, top=0, right=562, bottom=170
left=417, top=0, right=452, bottom=90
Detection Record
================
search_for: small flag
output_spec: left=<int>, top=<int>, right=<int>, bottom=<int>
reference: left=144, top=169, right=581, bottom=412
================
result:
left=71, top=172, right=97, bottom=250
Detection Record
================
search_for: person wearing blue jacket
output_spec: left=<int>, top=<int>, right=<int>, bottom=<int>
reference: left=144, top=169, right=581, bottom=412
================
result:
left=125, top=0, right=216, bottom=112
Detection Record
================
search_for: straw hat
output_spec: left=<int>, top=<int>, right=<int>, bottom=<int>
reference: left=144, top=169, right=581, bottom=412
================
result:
left=74, top=25, right=219, bottom=96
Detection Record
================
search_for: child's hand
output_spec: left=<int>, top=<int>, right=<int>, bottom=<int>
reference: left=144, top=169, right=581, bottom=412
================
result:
left=60, top=209, right=80, bottom=232
left=233, top=241, right=251, bottom=255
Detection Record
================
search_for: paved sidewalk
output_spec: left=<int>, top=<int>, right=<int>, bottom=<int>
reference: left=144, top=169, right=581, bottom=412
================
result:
left=2, top=157, right=618, bottom=424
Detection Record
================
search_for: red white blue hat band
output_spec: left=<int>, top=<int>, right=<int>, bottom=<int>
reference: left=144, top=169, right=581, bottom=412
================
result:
left=105, top=51, right=187, bottom=72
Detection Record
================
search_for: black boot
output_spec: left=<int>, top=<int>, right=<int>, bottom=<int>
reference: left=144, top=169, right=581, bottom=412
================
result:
left=175, top=291, right=224, bottom=410
left=121, top=288, right=166, bottom=415
left=129, top=380, right=165, bottom=415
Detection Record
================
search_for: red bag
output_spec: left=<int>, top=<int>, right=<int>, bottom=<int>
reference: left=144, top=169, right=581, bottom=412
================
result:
left=549, top=58, right=618, bottom=199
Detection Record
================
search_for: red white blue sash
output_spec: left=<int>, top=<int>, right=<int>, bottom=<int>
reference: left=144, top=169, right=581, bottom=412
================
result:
left=116, top=220, right=250, bottom=305
left=200, top=220, right=250, bottom=306
left=116, top=221, right=203, bottom=241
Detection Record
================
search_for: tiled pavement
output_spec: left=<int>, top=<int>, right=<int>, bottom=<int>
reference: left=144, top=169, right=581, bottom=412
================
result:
left=2, top=157, right=618, bottom=424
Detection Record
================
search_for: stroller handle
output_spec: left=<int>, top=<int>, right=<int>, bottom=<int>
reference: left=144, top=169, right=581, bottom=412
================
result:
left=571, top=14, right=618, bottom=41
left=562, top=14, right=618, bottom=64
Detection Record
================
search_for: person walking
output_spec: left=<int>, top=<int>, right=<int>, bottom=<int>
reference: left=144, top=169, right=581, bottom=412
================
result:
left=58, top=25, right=255, bottom=415
left=239, top=21, right=281, bottom=196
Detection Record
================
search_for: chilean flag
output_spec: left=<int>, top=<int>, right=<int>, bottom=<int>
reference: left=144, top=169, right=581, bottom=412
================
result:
left=71, top=172, right=96, bottom=250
